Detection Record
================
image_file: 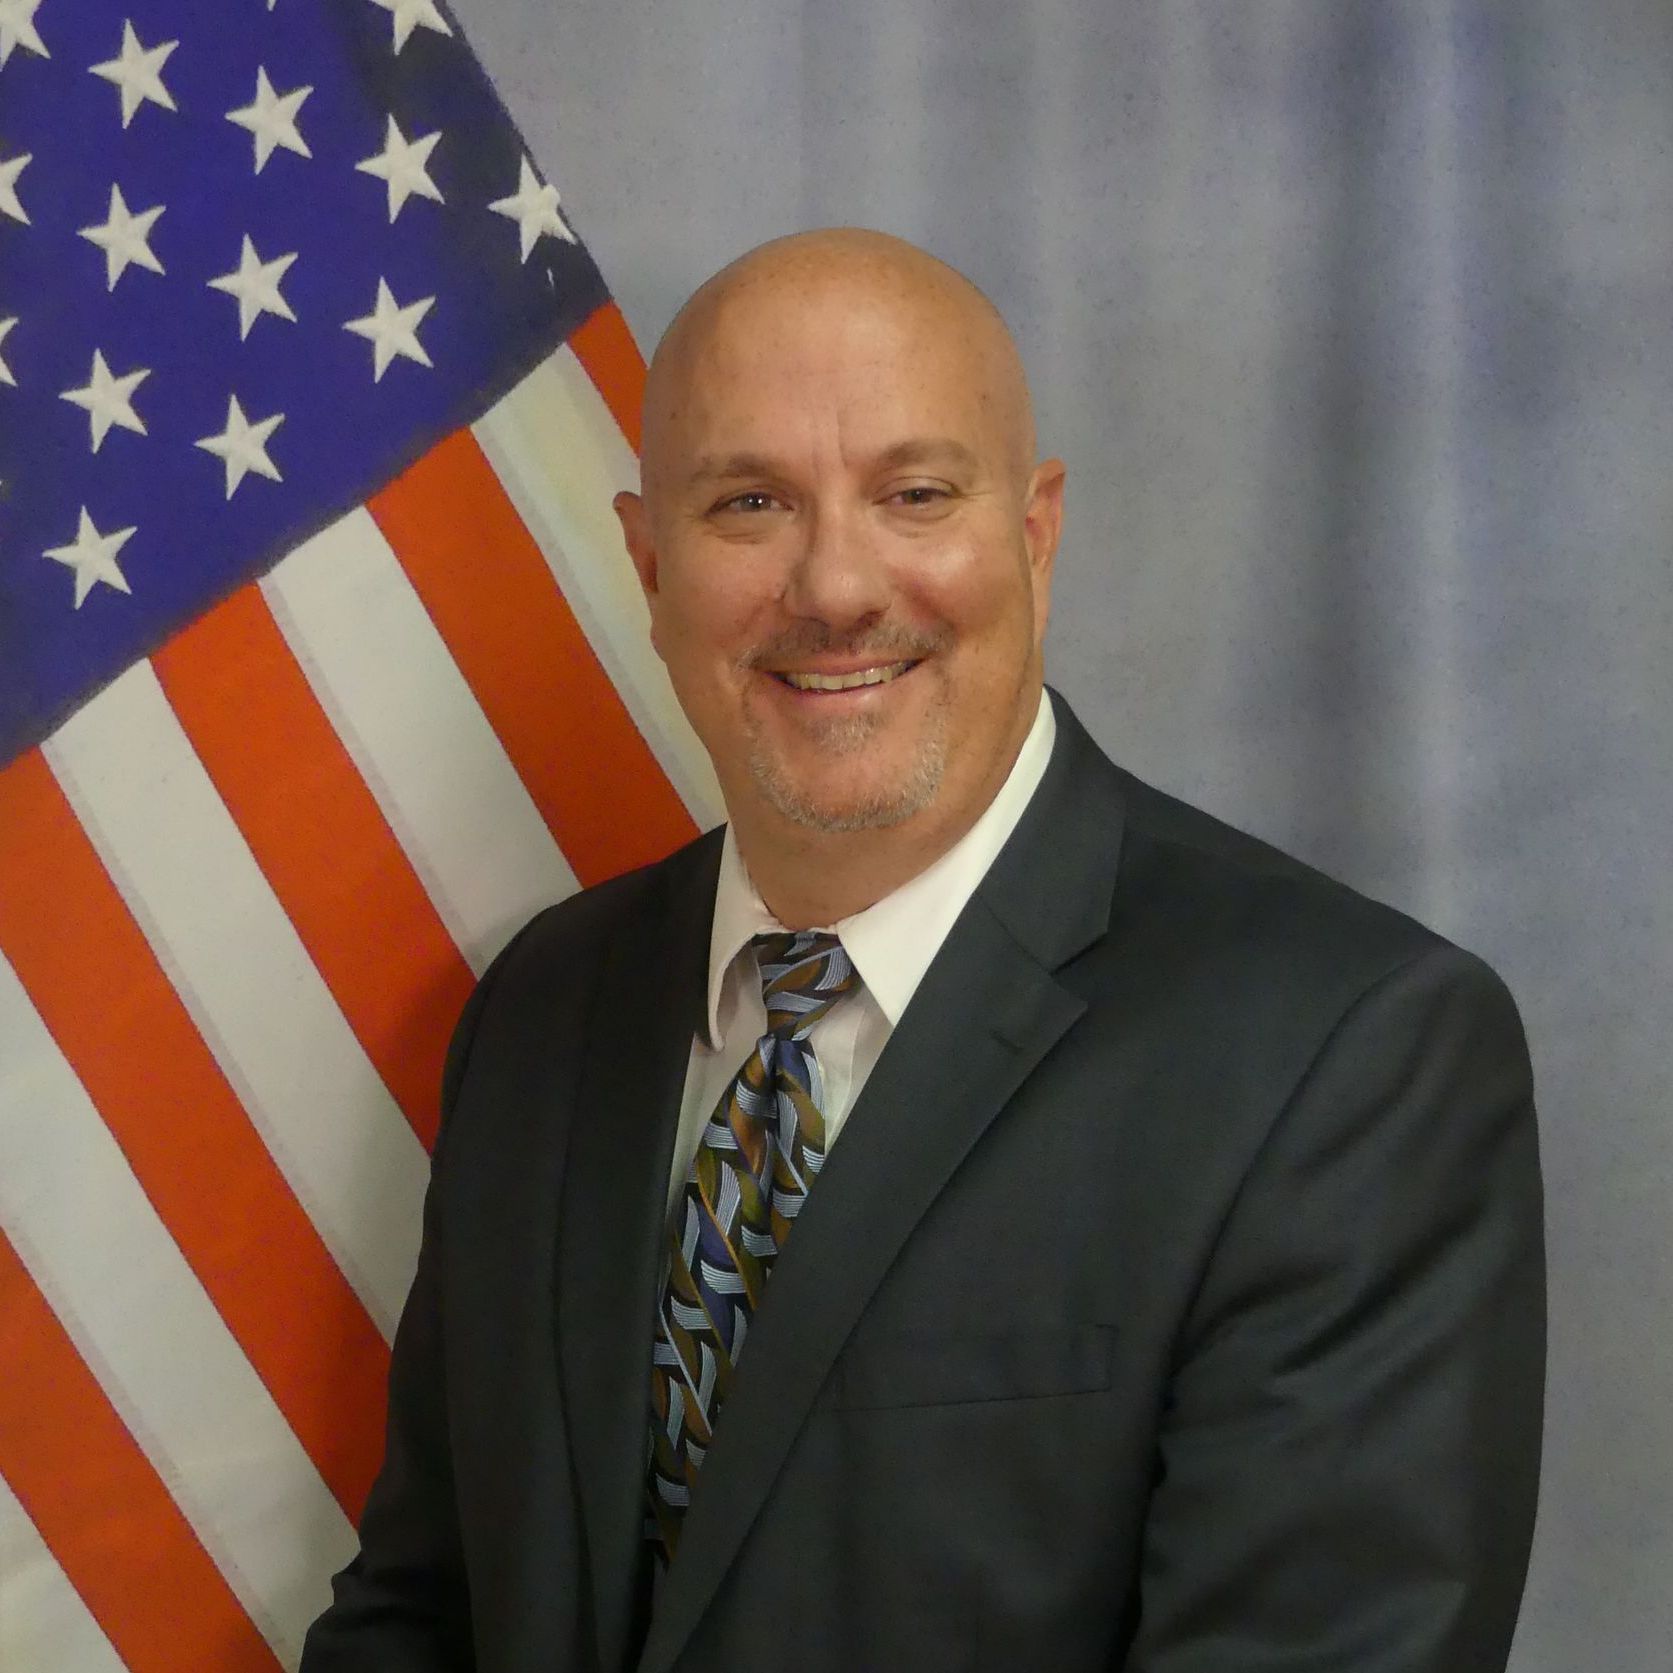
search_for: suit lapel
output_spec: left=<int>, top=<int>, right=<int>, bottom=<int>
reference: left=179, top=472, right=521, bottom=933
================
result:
left=636, top=695, right=1128, bottom=1673
left=556, top=831, right=722, bottom=1673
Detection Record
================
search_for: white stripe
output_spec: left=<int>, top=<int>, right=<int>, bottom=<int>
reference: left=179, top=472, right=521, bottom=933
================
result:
left=263, top=507, right=580, bottom=974
left=717, top=1166, right=741, bottom=1228
left=669, top=1299, right=708, bottom=1333
left=43, top=664, right=426, bottom=1340
left=0, top=1473, right=125, bottom=1673
left=699, top=1263, right=747, bottom=1296
left=0, top=956, right=353, bottom=1666
left=472, top=347, right=726, bottom=830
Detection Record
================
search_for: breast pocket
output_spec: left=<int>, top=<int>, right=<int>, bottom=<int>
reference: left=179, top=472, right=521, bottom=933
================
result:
left=832, top=1323, right=1115, bottom=1410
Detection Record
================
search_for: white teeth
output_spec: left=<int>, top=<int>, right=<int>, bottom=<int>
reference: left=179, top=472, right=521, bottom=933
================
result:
left=780, top=662, right=913, bottom=692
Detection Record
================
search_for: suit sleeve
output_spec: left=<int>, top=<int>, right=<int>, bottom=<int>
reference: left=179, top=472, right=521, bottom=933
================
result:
left=299, top=927, right=526, bottom=1672
left=1123, top=945, right=1546, bottom=1672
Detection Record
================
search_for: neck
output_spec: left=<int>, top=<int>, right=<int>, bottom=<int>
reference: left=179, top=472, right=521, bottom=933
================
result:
left=738, top=822, right=973, bottom=931
left=730, top=692, right=1041, bottom=930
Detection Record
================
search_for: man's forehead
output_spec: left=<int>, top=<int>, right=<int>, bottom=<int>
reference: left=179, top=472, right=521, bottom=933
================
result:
left=662, top=317, right=1008, bottom=480
left=685, top=436, right=985, bottom=485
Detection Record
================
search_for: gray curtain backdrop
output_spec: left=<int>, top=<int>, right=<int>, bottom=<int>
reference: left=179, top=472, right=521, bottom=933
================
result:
left=460, top=2, right=1672, bottom=1665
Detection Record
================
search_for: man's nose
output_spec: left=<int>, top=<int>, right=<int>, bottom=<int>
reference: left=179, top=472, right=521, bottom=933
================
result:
left=781, top=504, right=892, bottom=628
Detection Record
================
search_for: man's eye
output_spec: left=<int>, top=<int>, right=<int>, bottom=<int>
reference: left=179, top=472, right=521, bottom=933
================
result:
left=891, top=485, right=948, bottom=507
left=716, top=491, right=779, bottom=514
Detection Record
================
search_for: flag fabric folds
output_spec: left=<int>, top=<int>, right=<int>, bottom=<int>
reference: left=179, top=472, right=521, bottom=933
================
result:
left=0, top=1, right=718, bottom=1666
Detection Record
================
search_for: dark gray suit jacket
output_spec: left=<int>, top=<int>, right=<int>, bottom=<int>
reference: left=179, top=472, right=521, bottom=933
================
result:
left=302, top=692, right=1545, bottom=1672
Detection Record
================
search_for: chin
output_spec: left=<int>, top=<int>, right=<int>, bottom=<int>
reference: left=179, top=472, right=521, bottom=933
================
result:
left=748, top=742, right=948, bottom=836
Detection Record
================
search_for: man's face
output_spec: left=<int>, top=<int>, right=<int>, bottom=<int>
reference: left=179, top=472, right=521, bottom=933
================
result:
left=619, top=269, right=1063, bottom=842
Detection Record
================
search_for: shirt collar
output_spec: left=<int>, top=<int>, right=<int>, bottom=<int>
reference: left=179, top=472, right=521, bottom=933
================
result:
left=701, top=689, right=1058, bottom=1044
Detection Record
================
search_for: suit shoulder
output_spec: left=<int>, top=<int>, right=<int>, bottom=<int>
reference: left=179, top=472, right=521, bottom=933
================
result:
left=1052, top=764, right=1531, bottom=1139
left=453, top=826, right=718, bottom=1045
left=438, top=827, right=722, bottom=1125
left=489, top=825, right=723, bottom=981
left=1107, top=764, right=1495, bottom=997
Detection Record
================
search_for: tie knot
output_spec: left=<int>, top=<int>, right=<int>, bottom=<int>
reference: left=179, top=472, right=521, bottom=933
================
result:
left=752, top=931, right=860, bottom=1040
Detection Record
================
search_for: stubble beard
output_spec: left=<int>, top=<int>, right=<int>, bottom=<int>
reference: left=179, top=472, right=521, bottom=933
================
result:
left=747, top=697, right=950, bottom=834
left=739, top=626, right=952, bottom=834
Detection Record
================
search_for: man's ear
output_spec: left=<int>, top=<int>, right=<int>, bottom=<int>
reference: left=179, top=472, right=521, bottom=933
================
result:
left=1022, top=459, right=1066, bottom=576
left=614, top=490, right=658, bottom=601
left=1022, top=459, right=1066, bottom=640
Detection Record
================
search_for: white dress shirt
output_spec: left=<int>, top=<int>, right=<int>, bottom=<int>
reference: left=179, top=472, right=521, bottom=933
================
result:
left=666, top=689, right=1058, bottom=1214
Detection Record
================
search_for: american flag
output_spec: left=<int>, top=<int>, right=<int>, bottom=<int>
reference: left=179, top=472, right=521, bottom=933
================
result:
left=0, top=0, right=719, bottom=1665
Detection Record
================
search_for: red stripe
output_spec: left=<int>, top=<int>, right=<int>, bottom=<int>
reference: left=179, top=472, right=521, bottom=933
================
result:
left=570, top=300, right=647, bottom=453
left=0, top=1230, right=283, bottom=1672
left=152, top=582, right=476, bottom=1152
left=0, top=748, right=391, bottom=1521
left=369, top=428, right=699, bottom=884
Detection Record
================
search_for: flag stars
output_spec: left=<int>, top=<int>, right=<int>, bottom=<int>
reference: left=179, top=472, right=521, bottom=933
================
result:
left=343, top=278, right=434, bottom=381
left=367, top=0, right=451, bottom=54
left=44, top=508, right=136, bottom=608
left=208, top=236, right=298, bottom=338
left=78, top=184, right=166, bottom=290
left=90, top=20, right=178, bottom=127
left=195, top=394, right=284, bottom=498
left=226, top=67, right=312, bottom=173
left=0, top=316, right=15, bottom=386
left=489, top=157, right=576, bottom=263
left=355, top=116, right=443, bottom=221
left=0, top=149, right=30, bottom=224
left=0, top=0, right=48, bottom=68
left=61, top=349, right=150, bottom=451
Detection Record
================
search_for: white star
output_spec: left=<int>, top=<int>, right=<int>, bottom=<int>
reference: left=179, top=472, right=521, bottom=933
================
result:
left=0, top=316, right=15, bottom=386
left=78, top=183, right=166, bottom=290
left=44, top=508, right=136, bottom=608
left=195, top=394, right=284, bottom=498
left=226, top=67, right=311, bottom=173
left=207, top=235, right=298, bottom=338
left=0, top=0, right=48, bottom=69
left=89, top=20, right=178, bottom=127
left=343, top=278, right=434, bottom=381
left=355, top=115, right=443, bottom=222
left=489, top=157, right=576, bottom=263
left=367, top=0, right=451, bottom=54
left=60, top=349, right=150, bottom=451
left=0, top=150, right=30, bottom=225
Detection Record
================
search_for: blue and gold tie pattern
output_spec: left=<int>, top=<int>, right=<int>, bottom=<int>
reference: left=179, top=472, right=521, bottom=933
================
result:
left=646, top=931, right=860, bottom=1562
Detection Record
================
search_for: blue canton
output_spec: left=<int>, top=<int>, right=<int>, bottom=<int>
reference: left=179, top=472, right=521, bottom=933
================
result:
left=0, top=0, right=609, bottom=762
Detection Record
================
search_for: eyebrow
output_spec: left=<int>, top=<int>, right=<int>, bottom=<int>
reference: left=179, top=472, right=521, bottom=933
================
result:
left=872, top=437, right=982, bottom=475
left=688, top=451, right=783, bottom=486
left=686, top=436, right=983, bottom=486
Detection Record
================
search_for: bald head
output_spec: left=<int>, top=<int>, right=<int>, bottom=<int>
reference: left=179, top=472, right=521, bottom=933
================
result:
left=639, top=229, right=1038, bottom=507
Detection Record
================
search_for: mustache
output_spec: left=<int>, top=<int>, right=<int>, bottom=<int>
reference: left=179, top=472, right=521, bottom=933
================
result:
left=740, top=622, right=951, bottom=670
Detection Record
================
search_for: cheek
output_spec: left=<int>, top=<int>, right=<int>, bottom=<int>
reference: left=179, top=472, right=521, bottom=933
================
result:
left=908, top=550, right=1035, bottom=656
left=885, top=539, right=989, bottom=619
left=656, top=565, right=773, bottom=678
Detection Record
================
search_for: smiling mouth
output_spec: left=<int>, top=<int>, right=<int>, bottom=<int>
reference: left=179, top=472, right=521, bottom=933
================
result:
left=770, top=661, right=920, bottom=692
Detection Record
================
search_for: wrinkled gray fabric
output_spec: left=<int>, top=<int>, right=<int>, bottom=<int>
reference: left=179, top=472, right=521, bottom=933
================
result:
left=459, top=2, right=1673, bottom=1665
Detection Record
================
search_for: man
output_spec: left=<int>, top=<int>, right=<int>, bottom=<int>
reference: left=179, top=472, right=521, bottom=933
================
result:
left=302, top=229, right=1545, bottom=1671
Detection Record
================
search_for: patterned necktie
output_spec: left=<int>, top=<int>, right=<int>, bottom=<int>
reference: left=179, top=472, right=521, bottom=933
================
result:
left=646, top=930, right=860, bottom=1563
